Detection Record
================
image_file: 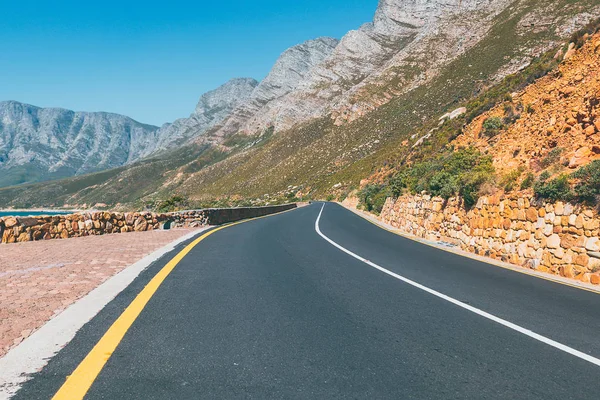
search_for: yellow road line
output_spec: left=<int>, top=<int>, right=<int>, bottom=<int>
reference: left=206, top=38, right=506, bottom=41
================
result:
left=52, top=208, right=297, bottom=400
left=339, top=204, right=600, bottom=295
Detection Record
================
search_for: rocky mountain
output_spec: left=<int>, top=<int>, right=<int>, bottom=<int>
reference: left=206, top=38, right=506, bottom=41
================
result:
left=238, top=0, right=600, bottom=134
left=0, top=0, right=598, bottom=209
left=145, top=78, right=259, bottom=154
left=0, top=101, right=160, bottom=186
left=212, top=37, right=339, bottom=138
left=0, top=78, right=258, bottom=187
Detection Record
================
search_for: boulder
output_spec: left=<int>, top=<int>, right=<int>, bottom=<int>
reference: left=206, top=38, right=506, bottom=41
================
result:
left=3, top=217, right=18, bottom=228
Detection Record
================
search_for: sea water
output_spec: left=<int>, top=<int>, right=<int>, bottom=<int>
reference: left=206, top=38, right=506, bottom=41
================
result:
left=0, top=211, right=71, bottom=217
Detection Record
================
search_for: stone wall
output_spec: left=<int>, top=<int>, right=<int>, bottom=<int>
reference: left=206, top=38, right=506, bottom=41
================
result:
left=380, top=194, right=600, bottom=285
left=0, top=204, right=296, bottom=244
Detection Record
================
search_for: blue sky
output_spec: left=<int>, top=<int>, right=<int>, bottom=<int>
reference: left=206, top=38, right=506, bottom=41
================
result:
left=1, top=1, right=377, bottom=126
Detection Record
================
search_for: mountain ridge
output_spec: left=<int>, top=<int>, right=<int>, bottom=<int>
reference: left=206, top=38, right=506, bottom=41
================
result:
left=0, top=76, right=259, bottom=186
left=0, top=0, right=598, bottom=209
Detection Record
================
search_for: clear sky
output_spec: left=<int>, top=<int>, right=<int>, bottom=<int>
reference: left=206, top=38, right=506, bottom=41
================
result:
left=1, top=1, right=377, bottom=126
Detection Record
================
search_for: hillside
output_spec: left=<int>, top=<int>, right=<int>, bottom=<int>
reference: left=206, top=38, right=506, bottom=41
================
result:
left=357, top=26, right=600, bottom=214
left=453, top=33, right=600, bottom=175
left=0, top=0, right=598, bottom=210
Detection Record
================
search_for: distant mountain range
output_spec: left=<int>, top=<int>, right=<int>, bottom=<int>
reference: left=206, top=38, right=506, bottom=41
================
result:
left=0, top=77, right=259, bottom=186
left=0, top=0, right=598, bottom=208
left=0, top=36, right=341, bottom=187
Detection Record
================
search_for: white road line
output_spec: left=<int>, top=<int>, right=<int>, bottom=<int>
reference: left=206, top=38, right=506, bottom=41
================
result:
left=315, top=204, right=600, bottom=367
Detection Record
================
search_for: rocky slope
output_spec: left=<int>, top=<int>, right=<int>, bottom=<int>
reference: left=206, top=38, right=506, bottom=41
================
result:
left=453, top=34, right=600, bottom=175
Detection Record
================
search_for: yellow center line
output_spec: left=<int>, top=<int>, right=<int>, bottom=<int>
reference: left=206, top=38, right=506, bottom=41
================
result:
left=52, top=207, right=298, bottom=400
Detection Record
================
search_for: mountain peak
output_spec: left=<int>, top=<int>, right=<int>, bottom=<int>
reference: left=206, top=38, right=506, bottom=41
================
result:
left=193, top=78, right=259, bottom=117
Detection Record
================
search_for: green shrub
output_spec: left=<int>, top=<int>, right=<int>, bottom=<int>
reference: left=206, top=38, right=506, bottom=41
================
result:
left=540, top=147, right=563, bottom=169
left=339, top=191, right=349, bottom=202
left=156, top=195, right=188, bottom=212
left=358, top=184, right=389, bottom=215
left=534, top=173, right=573, bottom=202
left=501, top=168, right=523, bottom=192
left=520, top=172, right=535, bottom=190
left=389, top=160, right=438, bottom=197
left=482, top=117, right=504, bottom=137
left=389, top=147, right=494, bottom=208
left=326, top=194, right=335, bottom=202
left=572, top=160, right=600, bottom=204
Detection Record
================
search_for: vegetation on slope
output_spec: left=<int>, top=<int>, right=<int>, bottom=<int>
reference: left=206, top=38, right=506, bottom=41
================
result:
left=358, top=19, right=600, bottom=212
left=0, top=0, right=597, bottom=211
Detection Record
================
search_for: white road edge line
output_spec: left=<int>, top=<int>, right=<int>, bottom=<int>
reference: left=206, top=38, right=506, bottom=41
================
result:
left=315, top=203, right=600, bottom=368
left=0, top=227, right=211, bottom=400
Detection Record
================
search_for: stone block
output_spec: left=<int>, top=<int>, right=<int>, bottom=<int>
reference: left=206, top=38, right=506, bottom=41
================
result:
left=588, top=257, right=600, bottom=272
left=560, top=265, right=575, bottom=278
left=584, top=219, right=599, bottom=230
left=574, top=253, right=589, bottom=267
left=547, top=234, right=561, bottom=249
left=586, top=237, right=600, bottom=252
left=3, top=217, right=18, bottom=228
left=526, top=207, right=538, bottom=222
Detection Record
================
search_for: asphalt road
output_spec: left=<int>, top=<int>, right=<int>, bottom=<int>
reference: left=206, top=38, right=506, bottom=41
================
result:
left=14, top=203, right=600, bottom=399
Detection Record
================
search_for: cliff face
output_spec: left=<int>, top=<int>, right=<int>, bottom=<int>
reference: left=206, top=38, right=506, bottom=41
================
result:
left=146, top=78, right=259, bottom=154
left=0, top=101, right=160, bottom=186
left=212, top=0, right=599, bottom=135
left=218, top=0, right=516, bottom=134
left=213, top=37, right=339, bottom=138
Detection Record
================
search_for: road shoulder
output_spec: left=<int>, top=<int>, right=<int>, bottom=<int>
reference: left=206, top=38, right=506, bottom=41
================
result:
left=0, top=227, right=208, bottom=399
left=337, top=202, right=600, bottom=295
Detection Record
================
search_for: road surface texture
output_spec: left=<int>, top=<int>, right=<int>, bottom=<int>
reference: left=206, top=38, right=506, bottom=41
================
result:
left=0, top=228, right=199, bottom=358
left=12, top=203, right=600, bottom=399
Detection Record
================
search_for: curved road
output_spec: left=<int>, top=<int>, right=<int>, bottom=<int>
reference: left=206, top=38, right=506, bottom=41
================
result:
left=14, top=203, right=600, bottom=399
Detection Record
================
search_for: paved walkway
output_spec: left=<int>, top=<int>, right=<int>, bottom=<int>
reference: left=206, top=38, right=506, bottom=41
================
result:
left=0, top=229, right=198, bottom=358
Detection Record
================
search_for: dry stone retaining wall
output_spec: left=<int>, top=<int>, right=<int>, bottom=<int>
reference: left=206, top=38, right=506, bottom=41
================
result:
left=0, top=204, right=296, bottom=244
left=380, top=194, right=600, bottom=285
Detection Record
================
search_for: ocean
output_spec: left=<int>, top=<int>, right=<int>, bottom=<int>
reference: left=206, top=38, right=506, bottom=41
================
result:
left=0, top=211, right=71, bottom=217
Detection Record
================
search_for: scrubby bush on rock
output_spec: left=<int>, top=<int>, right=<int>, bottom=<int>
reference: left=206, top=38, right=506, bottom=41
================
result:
left=358, top=184, right=389, bottom=215
left=390, top=147, right=495, bottom=208
left=520, top=172, right=535, bottom=190
left=573, top=160, right=600, bottom=204
left=540, top=147, right=564, bottom=169
left=533, top=172, right=573, bottom=202
left=482, top=117, right=504, bottom=138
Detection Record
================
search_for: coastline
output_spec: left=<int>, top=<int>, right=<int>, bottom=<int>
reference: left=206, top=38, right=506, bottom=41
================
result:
left=0, top=209, right=83, bottom=217
left=0, top=208, right=83, bottom=213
